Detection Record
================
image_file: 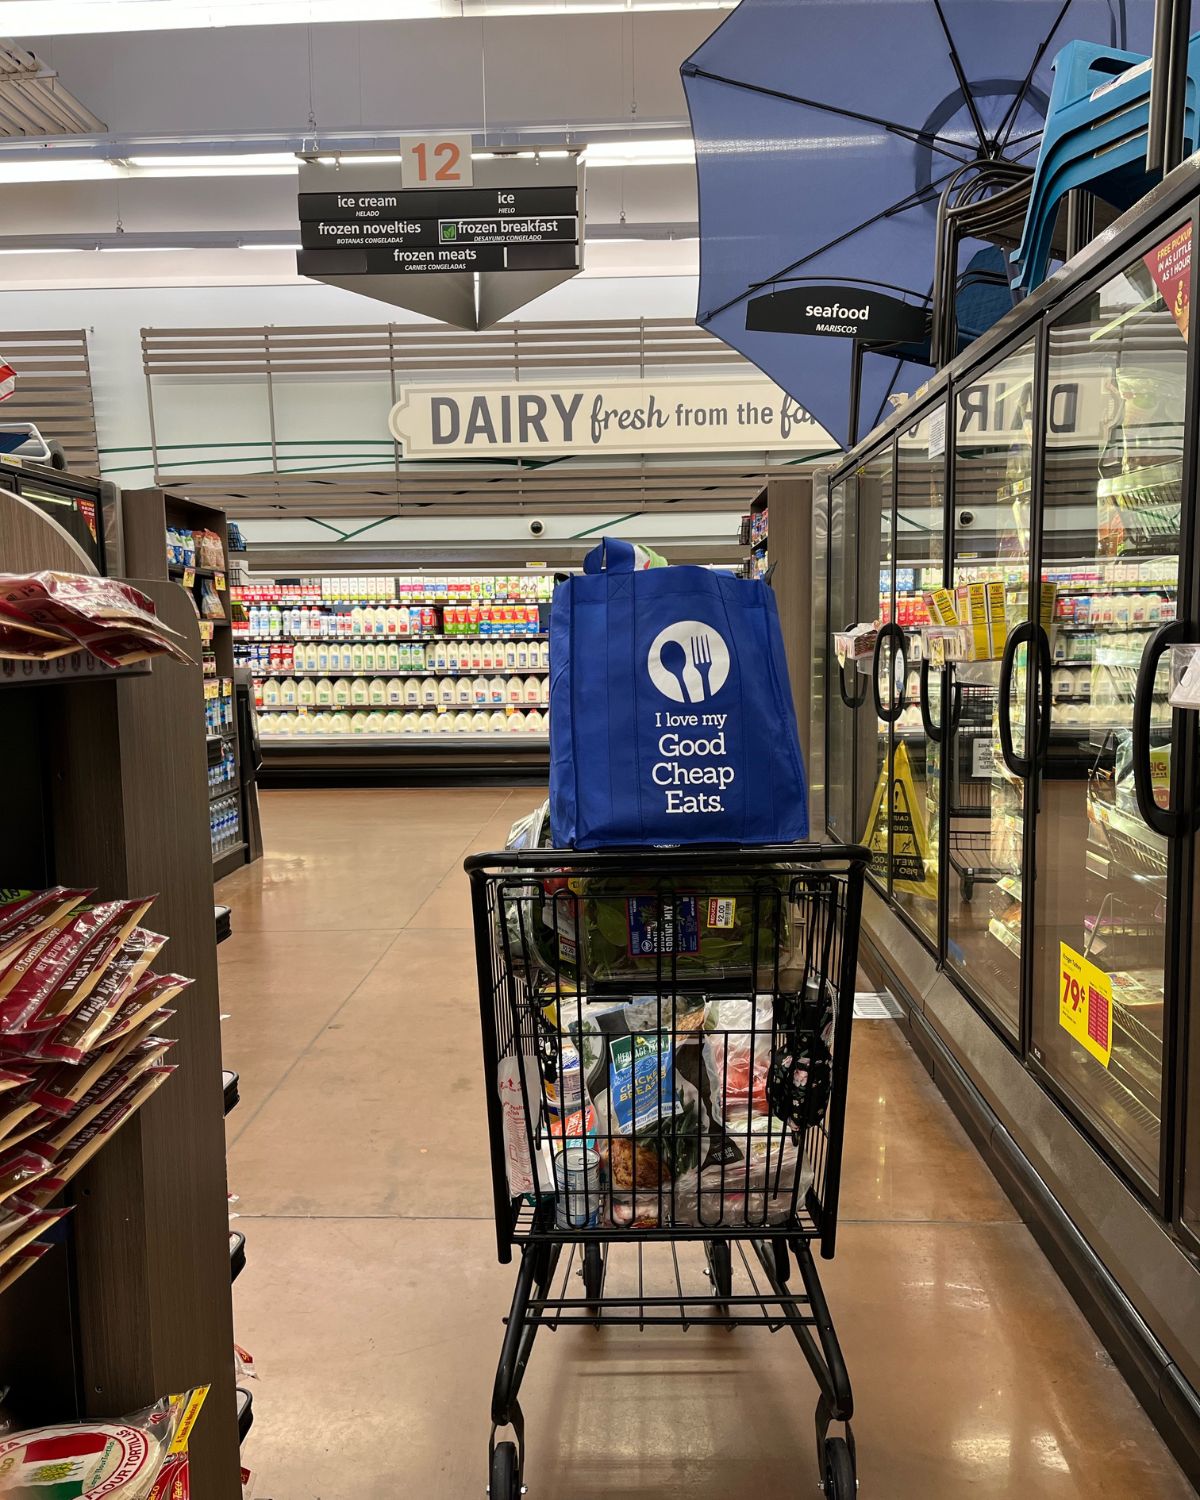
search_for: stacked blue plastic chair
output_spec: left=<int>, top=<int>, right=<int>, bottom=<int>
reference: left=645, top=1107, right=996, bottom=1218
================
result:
left=1011, top=37, right=1200, bottom=294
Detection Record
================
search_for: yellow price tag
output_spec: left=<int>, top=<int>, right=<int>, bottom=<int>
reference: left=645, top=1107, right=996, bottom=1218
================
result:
left=182, top=568, right=195, bottom=588
left=215, top=571, right=226, bottom=591
left=1059, top=942, right=1112, bottom=1067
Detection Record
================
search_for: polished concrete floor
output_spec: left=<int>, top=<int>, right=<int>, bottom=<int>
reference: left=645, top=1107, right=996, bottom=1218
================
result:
left=217, top=788, right=1193, bottom=1498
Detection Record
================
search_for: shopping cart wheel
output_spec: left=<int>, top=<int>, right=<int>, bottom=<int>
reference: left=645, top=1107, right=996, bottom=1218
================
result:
left=706, top=1240, right=732, bottom=1302
left=960, top=872, right=974, bottom=902
left=582, top=1241, right=604, bottom=1316
left=822, top=1436, right=856, bottom=1497
left=490, top=1440, right=522, bottom=1498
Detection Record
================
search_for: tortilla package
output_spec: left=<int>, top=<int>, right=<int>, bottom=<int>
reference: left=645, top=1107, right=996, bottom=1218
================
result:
left=36, top=1068, right=175, bottom=1196
left=0, top=902, right=153, bottom=1037
left=31, top=930, right=168, bottom=1065
left=38, top=1040, right=174, bottom=1153
left=29, top=1014, right=171, bottom=1117
left=0, top=892, right=91, bottom=967
left=97, top=977, right=189, bottom=1048
left=0, top=1147, right=53, bottom=1208
left=0, top=1385, right=207, bottom=1500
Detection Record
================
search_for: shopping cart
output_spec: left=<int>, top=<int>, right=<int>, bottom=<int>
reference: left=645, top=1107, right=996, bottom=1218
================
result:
left=465, top=843, right=869, bottom=1499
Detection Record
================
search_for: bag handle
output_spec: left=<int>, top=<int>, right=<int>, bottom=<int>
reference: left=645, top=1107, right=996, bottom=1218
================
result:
left=583, top=536, right=637, bottom=574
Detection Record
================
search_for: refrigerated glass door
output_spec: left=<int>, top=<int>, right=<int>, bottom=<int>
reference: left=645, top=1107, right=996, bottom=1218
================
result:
left=946, top=340, right=1035, bottom=1041
left=857, top=448, right=897, bottom=887
left=1030, top=224, right=1190, bottom=1195
left=826, top=474, right=860, bottom=840
left=893, top=404, right=947, bottom=944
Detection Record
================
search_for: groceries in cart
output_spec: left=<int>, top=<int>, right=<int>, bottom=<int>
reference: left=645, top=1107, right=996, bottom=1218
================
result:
left=498, top=983, right=828, bottom=1230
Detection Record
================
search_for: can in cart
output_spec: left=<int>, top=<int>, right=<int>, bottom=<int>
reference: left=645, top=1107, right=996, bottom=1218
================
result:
left=553, top=1145, right=601, bottom=1228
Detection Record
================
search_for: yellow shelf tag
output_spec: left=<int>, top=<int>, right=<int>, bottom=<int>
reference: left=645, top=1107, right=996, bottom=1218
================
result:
left=1059, top=942, right=1113, bottom=1067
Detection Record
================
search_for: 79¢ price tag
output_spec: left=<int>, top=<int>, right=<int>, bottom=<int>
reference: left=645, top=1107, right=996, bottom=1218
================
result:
left=1059, top=942, right=1113, bottom=1068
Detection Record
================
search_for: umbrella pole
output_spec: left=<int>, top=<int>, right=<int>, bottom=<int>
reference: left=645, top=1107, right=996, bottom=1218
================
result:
left=848, top=340, right=864, bottom=449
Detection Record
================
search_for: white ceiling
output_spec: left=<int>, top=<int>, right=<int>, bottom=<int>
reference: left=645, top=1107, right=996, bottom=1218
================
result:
left=0, top=8, right=713, bottom=287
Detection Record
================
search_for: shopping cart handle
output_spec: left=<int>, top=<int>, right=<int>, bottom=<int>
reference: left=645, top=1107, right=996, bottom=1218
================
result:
left=464, top=842, right=871, bottom=873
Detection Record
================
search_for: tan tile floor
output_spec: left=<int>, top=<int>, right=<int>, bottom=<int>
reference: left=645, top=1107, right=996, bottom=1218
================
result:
left=217, top=788, right=1193, bottom=1498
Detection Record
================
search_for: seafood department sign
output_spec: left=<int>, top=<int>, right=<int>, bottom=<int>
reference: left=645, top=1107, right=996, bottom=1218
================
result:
left=387, top=377, right=833, bottom=457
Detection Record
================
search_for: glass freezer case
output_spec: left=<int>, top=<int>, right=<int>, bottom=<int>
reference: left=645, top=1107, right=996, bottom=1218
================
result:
left=822, top=190, right=1200, bottom=1233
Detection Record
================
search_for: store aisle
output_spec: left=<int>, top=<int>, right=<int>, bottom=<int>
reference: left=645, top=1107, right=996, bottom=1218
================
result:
left=216, top=790, right=1191, bottom=1499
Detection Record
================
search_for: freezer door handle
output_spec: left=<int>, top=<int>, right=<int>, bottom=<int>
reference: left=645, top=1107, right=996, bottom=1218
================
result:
left=1034, top=625, right=1052, bottom=767
left=837, top=654, right=869, bottom=709
left=872, top=622, right=907, bottom=724
left=1133, top=620, right=1185, bottom=839
left=918, top=659, right=961, bottom=744
left=998, top=621, right=1034, bottom=777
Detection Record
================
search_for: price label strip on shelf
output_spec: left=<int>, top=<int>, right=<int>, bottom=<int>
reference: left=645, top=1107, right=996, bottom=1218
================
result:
left=1059, top=941, right=1113, bottom=1068
left=214, top=571, right=226, bottom=592
left=182, top=568, right=195, bottom=589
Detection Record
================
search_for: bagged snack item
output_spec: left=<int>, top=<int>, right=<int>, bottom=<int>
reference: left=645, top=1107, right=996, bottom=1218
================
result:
left=0, top=1386, right=206, bottom=1500
left=0, top=892, right=91, bottom=966
left=37, top=1068, right=175, bottom=1198
left=0, top=902, right=153, bottom=1036
left=34, top=931, right=167, bottom=1065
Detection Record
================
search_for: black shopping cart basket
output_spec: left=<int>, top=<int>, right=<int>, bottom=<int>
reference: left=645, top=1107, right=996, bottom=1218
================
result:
left=466, top=842, right=869, bottom=1499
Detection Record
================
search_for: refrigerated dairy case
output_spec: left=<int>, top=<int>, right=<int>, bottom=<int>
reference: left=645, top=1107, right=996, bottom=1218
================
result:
left=817, top=159, right=1200, bottom=1483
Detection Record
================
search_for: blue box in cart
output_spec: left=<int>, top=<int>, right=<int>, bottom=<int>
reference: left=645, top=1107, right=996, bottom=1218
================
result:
left=549, top=537, right=808, bottom=849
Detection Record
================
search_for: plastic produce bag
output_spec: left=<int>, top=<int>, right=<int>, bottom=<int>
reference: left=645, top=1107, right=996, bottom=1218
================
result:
left=497, top=1053, right=550, bottom=1196
left=706, top=997, right=774, bottom=1116
left=0, top=1387, right=207, bottom=1500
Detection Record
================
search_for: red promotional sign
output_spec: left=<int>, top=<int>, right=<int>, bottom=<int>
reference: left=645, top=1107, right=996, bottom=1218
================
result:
left=1144, top=223, right=1192, bottom=340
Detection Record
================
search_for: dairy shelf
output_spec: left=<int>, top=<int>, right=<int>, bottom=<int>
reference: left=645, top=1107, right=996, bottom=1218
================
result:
left=261, top=732, right=550, bottom=747
left=236, top=631, right=548, bottom=643
left=250, top=666, right=549, bottom=677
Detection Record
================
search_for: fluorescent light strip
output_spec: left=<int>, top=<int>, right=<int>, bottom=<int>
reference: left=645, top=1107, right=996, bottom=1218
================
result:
left=0, top=1, right=734, bottom=35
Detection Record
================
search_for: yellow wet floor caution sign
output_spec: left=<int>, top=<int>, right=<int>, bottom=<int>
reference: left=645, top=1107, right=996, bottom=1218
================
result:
left=863, top=741, right=938, bottom=897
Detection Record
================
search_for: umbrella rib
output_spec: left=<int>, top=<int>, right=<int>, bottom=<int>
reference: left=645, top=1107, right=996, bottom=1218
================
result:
left=931, top=0, right=990, bottom=152
left=683, top=64, right=974, bottom=162
left=996, top=0, right=1075, bottom=146
left=702, top=174, right=956, bottom=323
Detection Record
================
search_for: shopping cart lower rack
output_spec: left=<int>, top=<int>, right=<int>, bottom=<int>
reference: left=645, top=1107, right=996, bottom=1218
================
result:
left=466, top=843, right=869, bottom=1499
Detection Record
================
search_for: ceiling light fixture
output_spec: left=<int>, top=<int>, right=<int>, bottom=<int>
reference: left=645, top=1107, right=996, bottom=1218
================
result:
left=0, top=1, right=735, bottom=36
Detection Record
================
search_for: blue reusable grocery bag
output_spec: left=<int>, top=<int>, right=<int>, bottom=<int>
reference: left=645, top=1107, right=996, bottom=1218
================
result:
left=549, top=537, right=808, bottom=849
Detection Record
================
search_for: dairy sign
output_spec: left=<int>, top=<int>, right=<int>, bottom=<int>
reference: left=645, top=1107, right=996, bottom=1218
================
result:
left=387, top=377, right=833, bottom=457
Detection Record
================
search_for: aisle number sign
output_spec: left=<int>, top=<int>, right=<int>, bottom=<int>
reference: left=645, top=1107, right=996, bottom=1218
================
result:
left=1059, top=942, right=1113, bottom=1067
left=398, top=133, right=473, bottom=189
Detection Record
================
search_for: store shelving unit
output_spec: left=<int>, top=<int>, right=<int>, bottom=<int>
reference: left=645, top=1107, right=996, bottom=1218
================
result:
left=121, top=489, right=260, bottom=880
left=234, top=574, right=554, bottom=782
left=0, top=491, right=241, bottom=1495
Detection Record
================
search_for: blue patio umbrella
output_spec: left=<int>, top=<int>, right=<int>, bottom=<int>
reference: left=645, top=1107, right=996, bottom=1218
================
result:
left=682, top=0, right=1157, bottom=449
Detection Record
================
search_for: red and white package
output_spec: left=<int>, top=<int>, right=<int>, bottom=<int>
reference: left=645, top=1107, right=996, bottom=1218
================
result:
left=95, top=974, right=190, bottom=1048
left=0, top=571, right=194, bottom=667
left=0, top=889, right=91, bottom=965
left=37, top=1067, right=175, bottom=1194
left=39, top=1038, right=174, bottom=1151
left=32, top=928, right=168, bottom=1064
left=29, top=1013, right=169, bottom=1116
left=0, top=899, right=153, bottom=1036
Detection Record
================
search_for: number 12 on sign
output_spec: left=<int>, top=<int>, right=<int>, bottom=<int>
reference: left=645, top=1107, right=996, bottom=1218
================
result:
left=399, top=133, right=473, bottom=188
left=1059, top=941, right=1113, bottom=1068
